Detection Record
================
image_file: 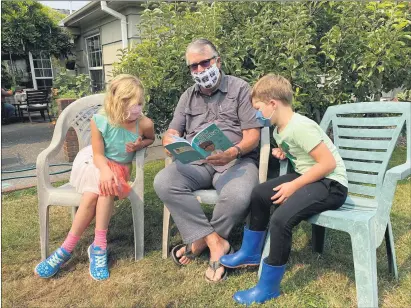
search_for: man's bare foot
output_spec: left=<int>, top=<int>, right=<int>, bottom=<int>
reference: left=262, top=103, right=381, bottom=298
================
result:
left=175, top=238, right=207, bottom=265
left=204, top=233, right=231, bottom=282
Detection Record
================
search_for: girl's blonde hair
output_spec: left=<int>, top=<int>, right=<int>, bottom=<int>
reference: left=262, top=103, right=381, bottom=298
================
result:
left=103, top=74, right=145, bottom=125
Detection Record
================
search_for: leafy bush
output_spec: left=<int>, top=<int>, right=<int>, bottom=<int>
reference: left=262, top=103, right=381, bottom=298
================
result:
left=113, top=1, right=411, bottom=134
left=50, top=70, right=92, bottom=117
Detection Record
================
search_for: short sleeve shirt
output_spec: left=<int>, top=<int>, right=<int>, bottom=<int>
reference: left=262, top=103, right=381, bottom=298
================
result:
left=273, top=113, right=348, bottom=187
left=93, top=114, right=139, bottom=164
left=168, top=73, right=262, bottom=164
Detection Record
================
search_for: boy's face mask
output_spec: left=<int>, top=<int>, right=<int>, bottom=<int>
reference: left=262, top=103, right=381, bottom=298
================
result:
left=255, top=104, right=275, bottom=127
left=191, top=64, right=220, bottom=89
left=126, top=104, right=143, bottom=121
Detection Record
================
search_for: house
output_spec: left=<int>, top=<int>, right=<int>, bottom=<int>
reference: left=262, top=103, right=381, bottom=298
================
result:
left=60, top=1, right=144, bottom=92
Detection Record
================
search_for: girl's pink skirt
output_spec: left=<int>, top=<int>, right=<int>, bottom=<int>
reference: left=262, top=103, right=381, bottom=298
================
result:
left=69, top=145, right=131, bottom=199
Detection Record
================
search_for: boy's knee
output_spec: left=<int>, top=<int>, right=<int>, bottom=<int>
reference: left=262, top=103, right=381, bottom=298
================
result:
left=250, top=184, right=265, bottom=202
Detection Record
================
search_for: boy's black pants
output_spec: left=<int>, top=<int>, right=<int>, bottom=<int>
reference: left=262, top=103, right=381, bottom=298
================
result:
left=249, top=173, right=348, bottom=266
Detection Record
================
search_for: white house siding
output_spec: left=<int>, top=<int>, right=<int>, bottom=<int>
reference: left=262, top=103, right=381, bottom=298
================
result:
left=73, top=5, right=143, bottom=87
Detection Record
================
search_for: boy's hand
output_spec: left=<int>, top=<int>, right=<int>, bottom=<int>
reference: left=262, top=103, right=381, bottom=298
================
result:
left=126, top=136, right=143, bottom=152
left=271, top=181, right=298, bottom=205
left=272, top=148, right=286, bottom=160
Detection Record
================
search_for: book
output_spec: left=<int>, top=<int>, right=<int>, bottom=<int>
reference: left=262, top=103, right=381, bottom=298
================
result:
left=165, top=123, right=234, bottom=164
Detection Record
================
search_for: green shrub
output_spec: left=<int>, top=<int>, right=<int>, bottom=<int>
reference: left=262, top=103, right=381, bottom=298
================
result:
left=113, top=1, right=411, bottom=134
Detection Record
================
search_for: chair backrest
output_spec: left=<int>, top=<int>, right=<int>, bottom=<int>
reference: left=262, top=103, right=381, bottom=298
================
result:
left=26, top=90, right=48, bottom=105
left=320, top=102, right=410, bottom=208
left=54, top=94, right=105, bottom=150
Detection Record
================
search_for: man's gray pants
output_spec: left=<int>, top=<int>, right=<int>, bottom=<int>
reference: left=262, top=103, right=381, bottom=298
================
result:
left=154, top=158, right=259, bottom=244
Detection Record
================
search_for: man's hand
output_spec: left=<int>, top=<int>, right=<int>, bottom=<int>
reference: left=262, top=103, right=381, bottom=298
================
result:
left=271, top=181, right=298, bottom=205
left=163, top=129, right=180, bottom=157
left=206, top=147, right=237, bottom=166
left=272, top=147, right=286, bottom=160
left=126, top=136, right=144, bottom=153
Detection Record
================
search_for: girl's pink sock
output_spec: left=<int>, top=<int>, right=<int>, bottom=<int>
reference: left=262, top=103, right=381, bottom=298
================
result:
left=94, top=229, right=108, bottom=250
left=61, top=233, right=81, bottom=253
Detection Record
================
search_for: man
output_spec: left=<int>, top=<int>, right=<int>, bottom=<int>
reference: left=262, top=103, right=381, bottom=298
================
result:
left=1, top=88, right=16, bottom=124
left=154, top=39, right=262, bottom=282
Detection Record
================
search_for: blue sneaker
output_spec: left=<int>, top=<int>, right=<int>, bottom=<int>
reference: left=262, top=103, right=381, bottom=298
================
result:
left=88, top=244, right=109, bottom=281
left=35, top=247, right=71, bottom=278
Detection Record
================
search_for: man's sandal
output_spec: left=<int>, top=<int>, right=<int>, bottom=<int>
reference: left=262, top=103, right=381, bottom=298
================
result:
left=205, top=245, right=234, bottom=283
left=171, top=243, right=206, bottom=266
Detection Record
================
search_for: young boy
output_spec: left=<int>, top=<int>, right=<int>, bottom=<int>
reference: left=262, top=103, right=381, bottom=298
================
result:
left=220, top=74, right=348, bottom=305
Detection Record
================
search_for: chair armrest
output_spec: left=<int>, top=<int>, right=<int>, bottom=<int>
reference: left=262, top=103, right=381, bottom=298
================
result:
left=259, top=127, right=270, bottom=183
left=279, top=160, right=289, bottom=176
left=165, top=157, right=173, bottom=167
left=384, top=162, right=411, bottom=182
left=130, top=148, right=146, bottom=192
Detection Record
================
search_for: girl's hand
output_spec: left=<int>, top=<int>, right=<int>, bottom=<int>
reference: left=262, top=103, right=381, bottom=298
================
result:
left=271, top=181, right=298, bottom=205
left=99, top=167, right=119, bottom=196
left=272, top=148, right=286, bottom=160
left=126, top=136, right=144, bottom=153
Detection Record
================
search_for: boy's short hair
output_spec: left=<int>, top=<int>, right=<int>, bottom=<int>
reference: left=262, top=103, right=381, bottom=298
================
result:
left=251, top=74, right=293, bottom=105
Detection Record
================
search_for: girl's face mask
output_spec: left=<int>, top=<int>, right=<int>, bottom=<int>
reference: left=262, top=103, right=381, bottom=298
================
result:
left=126, top=104, right=143, bottom=121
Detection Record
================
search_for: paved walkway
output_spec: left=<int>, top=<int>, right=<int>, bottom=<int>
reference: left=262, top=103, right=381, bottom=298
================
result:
left=1, top=117, right=166, bottom=192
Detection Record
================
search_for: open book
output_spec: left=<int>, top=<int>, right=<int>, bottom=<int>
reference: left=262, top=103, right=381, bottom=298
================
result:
left=165, top=123, right=233, bottom=164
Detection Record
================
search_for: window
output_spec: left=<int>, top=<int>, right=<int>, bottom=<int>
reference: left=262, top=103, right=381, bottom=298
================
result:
left=86, top=35, right=104, bottom=92
left=29, top=51, right=53, bottom=91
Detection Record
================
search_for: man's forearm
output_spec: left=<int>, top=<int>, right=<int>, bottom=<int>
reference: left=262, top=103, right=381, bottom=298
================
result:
left=234, top=128, right=260, bottom=155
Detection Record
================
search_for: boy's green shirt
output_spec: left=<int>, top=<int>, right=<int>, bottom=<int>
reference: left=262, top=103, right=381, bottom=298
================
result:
left=273, top=113, right=348, bottom=187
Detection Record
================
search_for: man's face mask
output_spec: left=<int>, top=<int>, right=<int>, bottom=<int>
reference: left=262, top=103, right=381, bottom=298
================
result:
left=126, top=104, right=143, bottom=121
left=191, top=63, right=220, bottom=89
left=256, top=104, right=275, bottom=127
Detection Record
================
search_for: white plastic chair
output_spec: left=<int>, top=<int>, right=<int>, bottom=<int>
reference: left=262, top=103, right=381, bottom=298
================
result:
left=36, top=94, right=145, bottom=261
left=162, top=127, right=271, bottom=258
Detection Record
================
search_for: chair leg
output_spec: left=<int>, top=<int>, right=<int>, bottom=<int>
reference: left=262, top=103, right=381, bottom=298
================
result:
left=71, top=206, right=78, bottom=221
left=351, top=226, right=378, bottom=308
left=312, top=225, right=326, bottom=254
left=129, top=190, right=144, bottom=261
left=28, top=110, right=32, bottom=123
left=162, top=205, right=171, bottom=259
left=40, top=110, right=45, bottom=121
left=39, top=203, right=50, bottom=260
left=258, top=232, right=271, bottom=278
left=385, top=220, right=398, bottom=280
left=47, top=108, right=51, bottom=122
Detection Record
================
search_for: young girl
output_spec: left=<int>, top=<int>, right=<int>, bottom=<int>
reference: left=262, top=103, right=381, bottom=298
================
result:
left=220, top=74, right=348, bottom=305
left=35, top=74, right=155, bottom=281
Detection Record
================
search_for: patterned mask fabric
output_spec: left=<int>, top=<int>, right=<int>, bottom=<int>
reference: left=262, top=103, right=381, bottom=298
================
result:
left=191, top=64, right=220, bottom=89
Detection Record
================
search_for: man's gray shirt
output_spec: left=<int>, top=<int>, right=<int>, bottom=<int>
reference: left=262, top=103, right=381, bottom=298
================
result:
left=169, top=73, right=262, bottom=167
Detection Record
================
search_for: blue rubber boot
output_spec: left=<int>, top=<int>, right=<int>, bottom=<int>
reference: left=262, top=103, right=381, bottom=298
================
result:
left=233, top=258, right=286, bottom=306
left=220, top=227, right=266, bottom=268
left=35, top=247, right=71, bottom=278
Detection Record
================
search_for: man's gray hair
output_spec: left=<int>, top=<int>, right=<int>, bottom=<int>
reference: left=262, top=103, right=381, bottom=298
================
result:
left=186, top=39, right=219, bottom=64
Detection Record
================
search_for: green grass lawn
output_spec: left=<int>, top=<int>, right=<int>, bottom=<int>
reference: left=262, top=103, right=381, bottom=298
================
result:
left=2, top=147, right=410, bottom=307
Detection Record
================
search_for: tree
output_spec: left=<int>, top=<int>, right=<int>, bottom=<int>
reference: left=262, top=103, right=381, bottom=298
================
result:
left=1, top=1, right=73, bottom=57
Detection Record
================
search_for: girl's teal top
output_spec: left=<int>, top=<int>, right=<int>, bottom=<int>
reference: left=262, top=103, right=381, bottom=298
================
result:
left=93, top=114, right=139, bottom=164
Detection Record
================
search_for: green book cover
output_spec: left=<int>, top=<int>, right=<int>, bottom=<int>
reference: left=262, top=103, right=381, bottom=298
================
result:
left=165, top=123, right=233, bottom=164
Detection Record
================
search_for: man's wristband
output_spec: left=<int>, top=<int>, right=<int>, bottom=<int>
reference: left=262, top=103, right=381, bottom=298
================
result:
left=233, top=145, right=242, bottom=159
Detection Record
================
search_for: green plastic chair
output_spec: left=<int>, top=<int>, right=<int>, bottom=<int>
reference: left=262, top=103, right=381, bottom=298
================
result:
left=259, top=102, right=410, bottom=308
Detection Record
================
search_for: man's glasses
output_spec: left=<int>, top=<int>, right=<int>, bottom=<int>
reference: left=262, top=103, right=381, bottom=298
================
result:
left=187, top=56, right=217, bottom=72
